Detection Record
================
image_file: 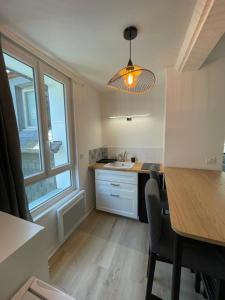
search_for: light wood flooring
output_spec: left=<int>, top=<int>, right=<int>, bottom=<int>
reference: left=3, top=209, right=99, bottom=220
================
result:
left=49, top=210, right=202, bottom=300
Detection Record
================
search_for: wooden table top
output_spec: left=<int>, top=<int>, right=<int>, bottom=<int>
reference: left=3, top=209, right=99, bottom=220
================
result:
left=89, top=162, right=164, bottom=174
left=165, top=167, right=225, bottom=246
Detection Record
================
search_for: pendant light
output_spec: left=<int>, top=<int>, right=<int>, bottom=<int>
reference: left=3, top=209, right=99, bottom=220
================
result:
left=107, top=26, right=156, bottom=94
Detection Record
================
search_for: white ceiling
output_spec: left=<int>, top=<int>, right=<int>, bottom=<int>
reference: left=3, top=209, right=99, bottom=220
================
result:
left=0, top=0, right=196, bottom=90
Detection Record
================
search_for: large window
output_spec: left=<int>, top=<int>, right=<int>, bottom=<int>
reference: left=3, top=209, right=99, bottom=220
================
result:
left=3, top=45, right=75, bottom=210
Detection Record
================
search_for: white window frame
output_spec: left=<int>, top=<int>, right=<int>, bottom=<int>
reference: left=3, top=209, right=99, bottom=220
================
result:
left=3, top=40, right=45, bottom=183
left=2, top=37, right=76, bottom=210
left=38, top=62, right=75, bottom=177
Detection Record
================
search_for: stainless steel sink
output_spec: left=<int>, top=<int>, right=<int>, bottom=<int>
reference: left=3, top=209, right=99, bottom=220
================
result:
left=104, top=161, right=134, bottom=169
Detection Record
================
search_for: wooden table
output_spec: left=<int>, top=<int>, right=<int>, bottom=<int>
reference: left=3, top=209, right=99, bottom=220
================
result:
left=165, top=167, right=225, bottom=299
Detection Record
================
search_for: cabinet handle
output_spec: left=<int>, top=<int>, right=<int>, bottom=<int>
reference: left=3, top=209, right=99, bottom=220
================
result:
left=111, top=183, right=120, bottom=187
left=110, top=193, right=120, bottom=198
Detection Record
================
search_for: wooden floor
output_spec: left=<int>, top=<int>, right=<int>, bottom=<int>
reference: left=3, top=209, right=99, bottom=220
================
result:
left=49, top=210, right=202, bottom=300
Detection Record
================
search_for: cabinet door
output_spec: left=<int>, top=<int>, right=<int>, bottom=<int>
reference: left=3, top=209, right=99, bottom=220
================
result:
left=95, top=180, right=138, bottom=219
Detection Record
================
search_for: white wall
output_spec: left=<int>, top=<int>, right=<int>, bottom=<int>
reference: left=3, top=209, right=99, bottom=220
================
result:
left=74, top=82, right=103, bottom=211
left=35, top=81, right=102, bottom=256
left=100, top=69, right=166, bottom=162
left=164, top=47, right=225, bottom=170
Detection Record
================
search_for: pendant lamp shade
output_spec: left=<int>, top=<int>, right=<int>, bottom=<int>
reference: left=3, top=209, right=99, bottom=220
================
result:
left=107, top=26, right=156, bottom=94
left=108, top=64, right=155, bottom=94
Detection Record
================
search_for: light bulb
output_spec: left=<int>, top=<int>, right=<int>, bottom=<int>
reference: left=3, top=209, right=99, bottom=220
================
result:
left=127, top=73, right=134, bottom=86
left=119, top=66, right=143, bottom=89
left=124, top=72, right=137, bottom=88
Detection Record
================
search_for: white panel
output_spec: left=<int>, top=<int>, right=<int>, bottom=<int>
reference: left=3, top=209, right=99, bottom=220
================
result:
left=57, top=191, right=85, bottom=242
left=96, top=180, right=136, bottom=193
left=164, top=66, right=225, bottom=170
left=95, top=169, right=137, bottom=184
left=96, top=192, right=137, bottom=219
left=0, top=231, right=49, bottom=300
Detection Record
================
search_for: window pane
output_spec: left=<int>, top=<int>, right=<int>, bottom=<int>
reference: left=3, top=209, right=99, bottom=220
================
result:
left=24, top=90, right=37, bottom=127
left=26, top=170, right=71, bottom=209
left=44, top=75, right=69, bottom=168
left=4, top=53, right=42, bottom=177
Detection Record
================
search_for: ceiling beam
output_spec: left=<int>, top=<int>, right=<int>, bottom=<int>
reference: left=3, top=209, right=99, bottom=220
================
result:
left=175, top=0, right=225, bottom=72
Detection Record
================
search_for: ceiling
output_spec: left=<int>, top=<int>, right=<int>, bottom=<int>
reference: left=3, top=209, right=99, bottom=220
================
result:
left=0, top=0, right=196, bottom=90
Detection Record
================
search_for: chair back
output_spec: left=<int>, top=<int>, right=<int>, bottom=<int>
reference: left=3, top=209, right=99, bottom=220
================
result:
left=149, top=169, right=160, bottom=187
left=145, top=178, right=162, bottom=253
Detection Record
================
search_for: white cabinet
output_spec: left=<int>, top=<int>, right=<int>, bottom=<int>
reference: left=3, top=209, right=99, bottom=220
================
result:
left=0, top=212, right=49, bottom=300
left=95, top=169, right=138, bottom=219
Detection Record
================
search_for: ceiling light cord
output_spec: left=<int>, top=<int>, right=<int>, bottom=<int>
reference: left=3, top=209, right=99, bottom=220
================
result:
left=127, top=37, right=133, bottom=68
left=129, top=35, right=132, bottom=61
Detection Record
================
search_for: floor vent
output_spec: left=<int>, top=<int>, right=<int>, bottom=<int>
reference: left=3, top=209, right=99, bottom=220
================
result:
left=57, top=190, right=85, bottom=242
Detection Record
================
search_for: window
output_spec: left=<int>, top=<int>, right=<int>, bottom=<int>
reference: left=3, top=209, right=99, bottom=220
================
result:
left=4, top=53, right=42, bottom=177
left=3, top=44, right=75, bottom=210
left=43, top=74, right=69, bottom=168
left=26, top=170, right=72, bottom=210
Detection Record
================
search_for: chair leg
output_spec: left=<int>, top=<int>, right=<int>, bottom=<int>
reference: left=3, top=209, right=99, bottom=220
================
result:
left=171, top=234, right=183, bottom=300
left=145, top=252, right=157, bottom=300
left=195, top=272, right=201, bottom=294
left=147, top=255, right=149, bottom=277
left=147, top=252, right=150, bottom=277
left=202, top=289, right=207, bottom=299
left=215, top=279, right=225, bottom=300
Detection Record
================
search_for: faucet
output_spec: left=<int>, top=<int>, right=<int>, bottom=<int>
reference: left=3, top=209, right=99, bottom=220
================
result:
left=118, top=151, right=127, bottom=162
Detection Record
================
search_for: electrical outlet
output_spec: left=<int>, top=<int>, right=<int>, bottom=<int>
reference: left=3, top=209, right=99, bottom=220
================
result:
left=206, top=157, right=217, bottom=165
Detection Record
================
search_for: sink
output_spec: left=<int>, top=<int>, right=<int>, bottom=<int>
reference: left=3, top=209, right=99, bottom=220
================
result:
left=104, top=161, right=135, bottom=169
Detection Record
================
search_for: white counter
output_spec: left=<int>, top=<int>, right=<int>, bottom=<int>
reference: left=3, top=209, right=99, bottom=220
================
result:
left=0, top=212, right=49, bottom=300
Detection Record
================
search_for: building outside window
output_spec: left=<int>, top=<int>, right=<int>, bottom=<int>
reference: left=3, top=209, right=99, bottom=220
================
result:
left=3, top=46, right=75, bottom=211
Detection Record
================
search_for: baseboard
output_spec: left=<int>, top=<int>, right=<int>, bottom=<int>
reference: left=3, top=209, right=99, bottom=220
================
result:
left=48, top=206, right=94, bottom=259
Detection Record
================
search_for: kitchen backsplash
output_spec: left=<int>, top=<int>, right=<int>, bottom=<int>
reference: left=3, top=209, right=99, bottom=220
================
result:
left=89, top=147, right=108, bottom=163
left=89, top=146, right=163, bottom=163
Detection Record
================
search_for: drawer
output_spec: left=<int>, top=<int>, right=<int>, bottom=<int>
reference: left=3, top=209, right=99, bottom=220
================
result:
left=95, top=169, right=137, bottom=185
left=96, top=189, right=137, bottom=219
left=96, top=180, right=137, bottom=199
left=95, top=179, right=137, bottom=195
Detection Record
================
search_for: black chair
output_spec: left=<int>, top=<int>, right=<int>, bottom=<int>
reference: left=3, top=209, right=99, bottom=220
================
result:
left=149, top=169, right=168, bottom=214
left=145, top=178, right=225, bottom=300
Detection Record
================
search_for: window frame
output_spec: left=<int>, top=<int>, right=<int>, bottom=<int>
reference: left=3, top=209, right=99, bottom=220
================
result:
left=22, top=87, right=37, bottom=129
left=3, top=39, right=46, bottom=184
left=2, top=38, right=76, bottom=209
left=38, top=62, right=75, bottom=177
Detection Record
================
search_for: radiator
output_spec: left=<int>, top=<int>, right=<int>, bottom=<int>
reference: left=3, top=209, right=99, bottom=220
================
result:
left=57, top=190, right=85, bottom=242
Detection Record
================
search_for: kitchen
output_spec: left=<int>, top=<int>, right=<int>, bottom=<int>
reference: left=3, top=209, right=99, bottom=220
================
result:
left=0, top=0, right=225, bottom=300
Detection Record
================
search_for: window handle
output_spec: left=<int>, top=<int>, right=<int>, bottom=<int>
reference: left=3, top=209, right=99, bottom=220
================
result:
left=110, top=193, right=120, bottom=198
left=110, top=183, right=120, bottom=187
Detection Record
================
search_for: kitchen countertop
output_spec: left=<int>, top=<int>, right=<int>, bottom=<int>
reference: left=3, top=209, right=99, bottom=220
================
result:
left=89, top=162, right=164, bottom=174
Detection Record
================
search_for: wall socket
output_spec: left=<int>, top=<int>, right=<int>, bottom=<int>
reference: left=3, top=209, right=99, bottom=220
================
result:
left=206, top=157, right=217, bottom=165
